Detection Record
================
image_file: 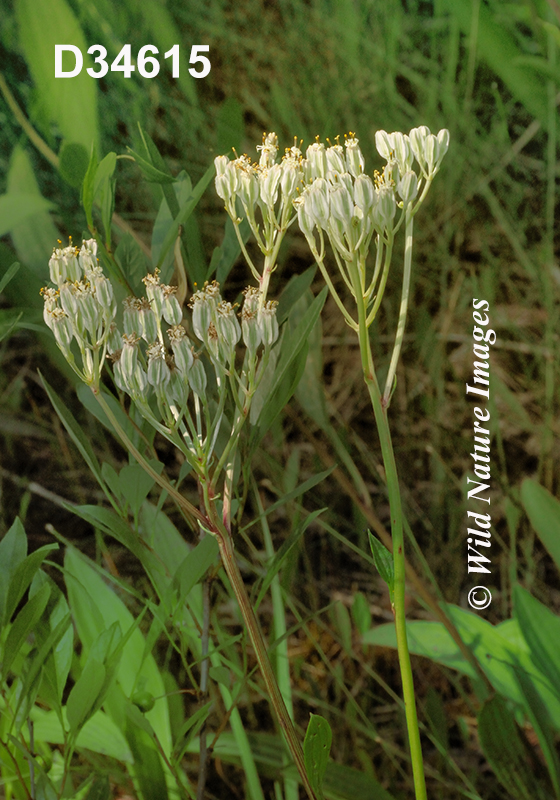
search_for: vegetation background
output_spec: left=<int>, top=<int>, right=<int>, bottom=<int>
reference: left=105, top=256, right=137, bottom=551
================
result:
left=0, top=1, right=559, bottom=799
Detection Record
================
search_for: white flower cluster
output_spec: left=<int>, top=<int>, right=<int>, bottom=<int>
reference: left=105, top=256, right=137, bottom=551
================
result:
left=42, top=239, right=116, bottom=383
left=294, top=127, right=449, bottom=259
left=214, top=132, right=303, bottom=254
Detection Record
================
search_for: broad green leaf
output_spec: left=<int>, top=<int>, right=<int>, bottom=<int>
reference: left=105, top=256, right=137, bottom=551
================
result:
left=0, top=262, right=20, bottom=294
left=209, top=666, right=230, bottom=686
left=208, top=217, right=251, bottom=284
left=173, top=535, right=219, bottom=601
left=114, top=232, right=149, bottom=295
left=40, top=373, right=108, bottom=495
left=76, top=383, right=144, bottom=451
left=125, top=703, right=169, bottom=800
left=295, top=292, right=328, bottom=429
left=351, top=592, right=372, bottom=636
left=478, top=695, right=551, bottom=800
left=0, top=194, right=54, bottom=237
left=59, top=142, right=90, bottom=189
left=151, top=171, right=194, bottom=279
left=81, top=148, right=98, bottom=228
left=368, top=532, right=394, bottom=606
left=127, top=147, right=177, bottom=184
left=93, top=153, right=117, bottom=201
left=521, top=478, right=560, bottom=572
left=155, top=164, right=214, bottom=273
left=513, top=584, right=560, bottom=695
left=303, top=714, right=332, bottom=800
left=0, top=517, right=27, bottom=628
left=15, top=0, right=99, bottom=149
left=118, top=463, right=161, bottom=518
left=172, top=701, right=212, bottom=764
left=31, top=706, right=133, bottom=763
left=5, top=543, right=58, bottom=624
left=2, top=583, right=50, bottom=677
left=64, top=547, right=172, bottom=755
left=276, top=266, right=317, bottom=325
left=514, top=663, right=560, bottom=797
left=67, top=656, right=107, bottom=736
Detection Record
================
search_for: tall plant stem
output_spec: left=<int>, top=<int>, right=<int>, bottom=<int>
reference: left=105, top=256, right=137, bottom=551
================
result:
left=205, top=507, right=318, bottom=800
left=348, top=257, right=427, bottom=800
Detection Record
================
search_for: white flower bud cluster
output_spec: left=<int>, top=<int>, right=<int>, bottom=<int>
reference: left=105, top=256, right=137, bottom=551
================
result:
left=42, top=239, right=117, bottom=384
left=294, top=127, right=449, bottom=261
left=214, top=132, right=304, bottom=254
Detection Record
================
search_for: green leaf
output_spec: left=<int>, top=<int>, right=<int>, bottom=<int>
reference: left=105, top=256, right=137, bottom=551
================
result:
left=351, top=592, right=372, bottom=636
left=127, top=147, right=177, bottom=185
left=84, top=774, right=111, bottom=800
left=15, top=0, right=99, bottom=149
left=0, top=262, right=20, bottom=294
left=114, top=233, right=149, bottom=295
left=0, top=309, right=22, bottom=343
left=81, top=148, right=98, bottom=228
left=209, top=666, right=230, bottom=686
left=155, top=164, right=214, bottom=272
left=31, top=705, right=133, bottom=762
left=125, top=703, right=169, bottom=800
left=93, top=152, right=117, bottom=200
left=5, top=543, right=59, bottom=624
left=0, top=194, right=54, bottom=237
left=368, top=531, right=394, bottom=606
left=2, top=583, right=50, bottom=677
left=276, top=266, right=317, bottom=325
left=118, top=463, right=160, bottom=518
left=39, top=372, right=108, bottom=496
left=59, top=142, right=90, bottom=189
left=67, top=656, right=107, bottom=736
left=478, top=695, right=551, bottom=800
left=513, top=584, right=560, bottom=697
left=520, top=478, right=560, bottom=573
left=0, top=517, right=27, bottom=626
left=253, top=286, right=328, bottom=442
left=303, top=714, right=332, bottom=800
left=173, top=535, right=219, bottom=601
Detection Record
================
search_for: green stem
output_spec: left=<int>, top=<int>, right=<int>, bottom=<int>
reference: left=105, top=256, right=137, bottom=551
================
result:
left=348, top=255, right=427, bottom=800
left=201, top=497, right=318, bottom=800
left=382, top=210, right=414, bottom=406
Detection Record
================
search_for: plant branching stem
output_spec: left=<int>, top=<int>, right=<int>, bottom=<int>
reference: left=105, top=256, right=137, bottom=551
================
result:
left=348, top=256, right=427, bottom=800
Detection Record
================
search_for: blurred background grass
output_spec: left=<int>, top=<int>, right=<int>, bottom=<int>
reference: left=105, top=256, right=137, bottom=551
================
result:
left=1, top=0, right=559, bottom=798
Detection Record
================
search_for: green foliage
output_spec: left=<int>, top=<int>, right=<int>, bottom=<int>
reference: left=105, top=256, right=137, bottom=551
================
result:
left=303, top=714, right=333, bottom=800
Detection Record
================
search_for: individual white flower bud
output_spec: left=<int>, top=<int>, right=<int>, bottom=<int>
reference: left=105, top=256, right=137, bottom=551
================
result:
left=306, top=142, right=328, bottom=179
left=241, top=287, right=262, bottom=355
left=375, top=130, right=393, bottom=161
left=79, top=239, right=97, bottom=273
left=259, top=164, right=282, bottom=207
left=59, top=282, right=78, bottom=317
left=435, top=129, right=450, bottom=168
left=168, top=324, right=194, bottom=374
left=374, top=185, right=396, bottom=231
left=47, top=307, right=73, bottom=353
left=238, top=168, right=259, bottom=211
left=216, top=301, right=241, bottom=353
left=309, top=178, right=330, bottom=229
left=162, top=285, right=182, bottom=325
left=425, top=134, right=438, bottom=173
left=326, top=144, right=345, bottom=174
left=82, top=347, right=94, bottom=383
left=48, top=250, right=65, bottom=285
left=216, top=161, right=239, bottom=206
left=75, top=280, right=101, bottom=340
left=206, top=321, right=221, bottom=362
left=293, top=194, right=316, bottom=242
left=110, top=352, right=128, bottom=393
left=329, top=184, right=354, bottom=226
left=49, top=243, right=81, bottom=285
left=353, top=174, right=376, bottom=216
left=383, top=161, right=398, bottom=186
left=408, top=126, right=430, bottom=169
left=280, top=160, right=301, bottom=201
left=143, top=269, right=164, bottom=319
left=190, top=289, right=214, bottom=343
left=397, top=170, right=419, bottom=205
left=107, top=323, right=122, bottom=355
left=257, top=132, right=278, bottom=168
left=214, top=155, right=230, bottom=179
left=391, top=132, right=413, bottom=176
left=344, top=135, right=365, bottom=178
left=88, top=266, right=115, bottom=319
left=146, top=341, right=171, bottom=388
left=120, top=333, right=140, bottom=386
left=135, top=297, right=159, bottom=343
left=258, top=301, right=279, bottom=347
left=131, top=363, right=148, bottom=396
left=169, top=366, right=189, bottom=407
left=123, top=296, right=137, bottom=336
left=188, top=354, right=207, bottom=398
